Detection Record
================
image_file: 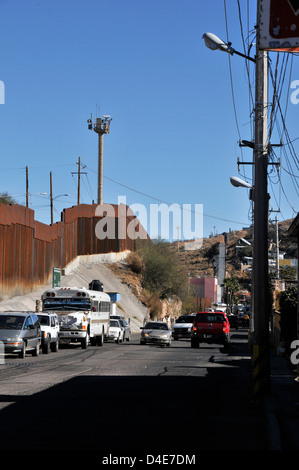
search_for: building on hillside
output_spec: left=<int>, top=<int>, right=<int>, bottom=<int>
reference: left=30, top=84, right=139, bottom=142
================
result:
left=212, top=242, right=226, bottom=303
left=190, top=277, right=220, bottom=309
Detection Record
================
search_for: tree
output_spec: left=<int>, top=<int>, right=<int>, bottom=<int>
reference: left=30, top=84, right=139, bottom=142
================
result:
left=0, top=192, right=16, bottom=205
left=137, top=240, right=189, bottom=300
left=224, top=277, right=240, bottom=312
left=279, top=265, right=297, bottom=281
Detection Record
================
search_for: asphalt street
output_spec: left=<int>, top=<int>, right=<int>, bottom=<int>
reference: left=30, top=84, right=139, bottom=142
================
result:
left=0, top=330, right=270, bottom=455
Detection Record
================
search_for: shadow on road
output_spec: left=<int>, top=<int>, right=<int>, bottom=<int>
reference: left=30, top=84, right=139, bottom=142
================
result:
left=0, top=366, right=268, bottom=452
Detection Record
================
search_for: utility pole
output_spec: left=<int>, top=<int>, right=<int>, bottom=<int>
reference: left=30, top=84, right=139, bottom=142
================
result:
left=77, top=156, right=81, bottom=205
left=71, top=156, right=87, bottom=205
left=50, top=171, right=53, bottom=225
left=26, top=166, right=29, bottom=208
left=87, top=114, right=112, bottom=205
left=275, top=216, right=280, bottom=280
left=252, top=0, right=270, bottom=402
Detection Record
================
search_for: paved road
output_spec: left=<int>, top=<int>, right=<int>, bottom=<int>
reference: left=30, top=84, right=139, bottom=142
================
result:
left=0, top=329, right=269, bottom=454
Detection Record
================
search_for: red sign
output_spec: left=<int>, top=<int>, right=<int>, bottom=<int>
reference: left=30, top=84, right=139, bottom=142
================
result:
left=260, top=0, right=299, bottom=50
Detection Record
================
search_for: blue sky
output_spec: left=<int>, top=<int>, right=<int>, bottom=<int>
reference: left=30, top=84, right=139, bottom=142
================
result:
left=0, top=0, right=298, bottom=239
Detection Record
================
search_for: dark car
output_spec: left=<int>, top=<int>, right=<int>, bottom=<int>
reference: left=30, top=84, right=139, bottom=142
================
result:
left=0, top=311, right=41, bottom=358
left=191, top=311, right=230, bottom=348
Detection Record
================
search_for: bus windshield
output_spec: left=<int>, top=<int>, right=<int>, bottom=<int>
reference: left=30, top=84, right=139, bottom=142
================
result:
left=43, top=297, right=91, bottom=311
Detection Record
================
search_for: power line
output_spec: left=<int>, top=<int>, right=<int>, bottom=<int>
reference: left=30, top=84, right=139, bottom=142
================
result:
left=84, top=164, right=249, bottom=226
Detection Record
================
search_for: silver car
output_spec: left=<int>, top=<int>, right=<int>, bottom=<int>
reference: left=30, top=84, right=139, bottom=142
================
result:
left=0, top=312, right=41, bottom=358
left=140, top=321, right=172, bottom=347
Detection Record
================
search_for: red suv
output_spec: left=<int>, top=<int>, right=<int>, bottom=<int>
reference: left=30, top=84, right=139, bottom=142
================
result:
left=191, top=311, right=231, bottom=348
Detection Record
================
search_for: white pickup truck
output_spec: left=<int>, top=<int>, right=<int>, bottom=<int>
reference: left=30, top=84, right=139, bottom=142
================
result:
left=172, top=314, right=196, bottom=341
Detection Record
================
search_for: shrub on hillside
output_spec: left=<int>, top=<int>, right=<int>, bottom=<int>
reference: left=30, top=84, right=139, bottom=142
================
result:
left=126, top=252, right=144, bottom=274
left=137, top=240, right=189, bottom=301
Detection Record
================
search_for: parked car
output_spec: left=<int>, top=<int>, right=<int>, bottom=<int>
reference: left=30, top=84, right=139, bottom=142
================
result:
left=191, top=311, right=230, bottom=349
left=0, top=311, right=41, bottom=358
left=227, top=313, right=239, bottom=329
left=172, top=314, right=196, bottom=340
left=110, top=315, right=131, bottom=341
left=108, top=319, right=124, bottom=343
left=37, top=312, right=60, bottom=353
left=140, top=321, right=172, bottom=347
left=118, top=318, right=131, bottom=341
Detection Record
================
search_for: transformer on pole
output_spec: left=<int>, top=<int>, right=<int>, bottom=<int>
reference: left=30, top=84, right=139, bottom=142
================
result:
left=87, top=114, right=112, bottom=205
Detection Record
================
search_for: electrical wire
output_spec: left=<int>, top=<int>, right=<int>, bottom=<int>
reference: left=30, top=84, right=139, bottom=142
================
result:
left=83, top=164, right=249, bottom=226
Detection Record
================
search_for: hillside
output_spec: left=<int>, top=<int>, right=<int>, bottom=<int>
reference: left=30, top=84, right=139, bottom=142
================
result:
left=107, top=218, right=297, bottom=307
left=174, top=218, right=297, bottom=280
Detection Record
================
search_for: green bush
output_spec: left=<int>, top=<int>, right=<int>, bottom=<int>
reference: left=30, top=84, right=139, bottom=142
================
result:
left=137, top=240, right=188, bottom=300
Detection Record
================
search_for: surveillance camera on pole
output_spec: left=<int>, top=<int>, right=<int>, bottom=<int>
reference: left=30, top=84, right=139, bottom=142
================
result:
left=87, top=113, right=112, bottom=205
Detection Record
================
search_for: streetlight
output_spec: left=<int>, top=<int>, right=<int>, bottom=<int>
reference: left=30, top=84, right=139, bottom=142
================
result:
left=204, top=0, right=271, bottom=403
left=202, top=33, right=256, bottom=62
left=230, top=176, right=252, bottom=189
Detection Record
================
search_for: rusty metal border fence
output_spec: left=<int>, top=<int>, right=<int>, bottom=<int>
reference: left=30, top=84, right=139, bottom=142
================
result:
left=0, top=203, right=141, bottom=300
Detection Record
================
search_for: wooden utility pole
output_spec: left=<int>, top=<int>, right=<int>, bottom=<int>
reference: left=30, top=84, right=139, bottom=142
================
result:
left=71, top=157, right=86, bottom=205
left=26, top=166, right=29, bottom=208
left=252, top=0, right=270, bottom=402
left=77, top=156, right=81, bottom=205
left=50, top=171, right=53, bottom=225
left=275, top=216, right=280, bottom=280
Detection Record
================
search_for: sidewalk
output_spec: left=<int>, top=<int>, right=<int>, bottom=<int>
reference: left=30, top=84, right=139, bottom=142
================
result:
left=265, top=348, right=299, bottom=450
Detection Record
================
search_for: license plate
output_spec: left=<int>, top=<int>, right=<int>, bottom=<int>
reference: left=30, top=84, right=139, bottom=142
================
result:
left=204, top=334, right=213, bottom=338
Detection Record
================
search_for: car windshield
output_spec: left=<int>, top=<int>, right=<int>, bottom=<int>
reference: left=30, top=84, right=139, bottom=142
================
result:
left=110, top=320, right=119, bottom=327
left=176, top=315, right=195, bottom=324
left=37, top=315, right=50, bottom=326
left=196, top=314, right=225, bottom=323
left=0, top=315, right=25, bottom=330
left=144, top=322, right=168, bottom=330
